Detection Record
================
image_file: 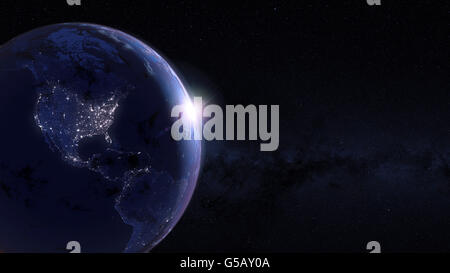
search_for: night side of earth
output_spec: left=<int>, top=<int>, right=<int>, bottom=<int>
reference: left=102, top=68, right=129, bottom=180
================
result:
left=0, top=23, right=201, bottom=252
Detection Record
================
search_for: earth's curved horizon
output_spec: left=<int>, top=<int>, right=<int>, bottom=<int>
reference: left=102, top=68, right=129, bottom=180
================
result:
left=0, top=23, right=201, bottom=252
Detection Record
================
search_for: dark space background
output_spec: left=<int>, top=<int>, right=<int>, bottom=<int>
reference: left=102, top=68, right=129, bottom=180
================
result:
left=0, top=0, right=448, bottom=252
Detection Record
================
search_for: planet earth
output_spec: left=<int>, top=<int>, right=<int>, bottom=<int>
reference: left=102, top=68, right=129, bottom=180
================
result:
left=0, top=23, right=201, bottom=252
